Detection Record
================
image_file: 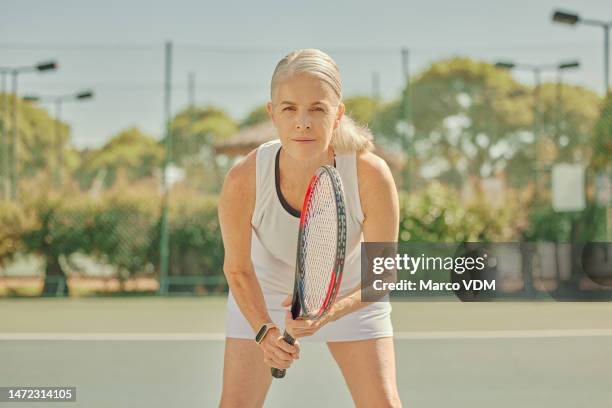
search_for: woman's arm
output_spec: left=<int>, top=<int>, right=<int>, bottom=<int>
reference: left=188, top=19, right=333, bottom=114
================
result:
left=218, top=150, right=272, bottom=332
left=219, top=150, right=299, bottom=367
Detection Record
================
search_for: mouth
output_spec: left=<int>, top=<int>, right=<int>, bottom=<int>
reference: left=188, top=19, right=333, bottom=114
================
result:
left=292, top=138, right=316, bottom=143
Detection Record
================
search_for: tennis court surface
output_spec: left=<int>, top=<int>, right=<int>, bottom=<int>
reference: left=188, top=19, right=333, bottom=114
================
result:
left=1, top=297, right=611, bottom=407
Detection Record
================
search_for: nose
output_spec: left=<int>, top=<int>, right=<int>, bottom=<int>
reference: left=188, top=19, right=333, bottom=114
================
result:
left=295, top=114, right=311, bottom=130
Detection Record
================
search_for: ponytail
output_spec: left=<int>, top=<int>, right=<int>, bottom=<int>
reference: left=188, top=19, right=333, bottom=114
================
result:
left=331, top=114, right=374, bottom=153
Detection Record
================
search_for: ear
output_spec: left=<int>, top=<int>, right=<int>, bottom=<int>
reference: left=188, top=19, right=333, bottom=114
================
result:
left=333, top=102, right=345, bottom=130
left=267, top=102, right=275, bottom=123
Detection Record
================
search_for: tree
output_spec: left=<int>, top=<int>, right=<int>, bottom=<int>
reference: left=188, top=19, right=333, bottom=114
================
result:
left=343, top=96, right=380, bottom=128
left=590, top=92, right=612, bottom=171
left=537, top=83, right=601, bottom=164
left=373, top=57, right=601, bottom=189
left=376, top=57, right=533, bottom=187
left=0, top=96, right=71, bottom=185
left=169, top=106, right=238, bottom=165
left=78, top=127, right=164, bottom=189
left=373, top=99, right=402, bottom=147
left=240, top=104, right=269, bottom=128
left=168, top=106, right=238, bottom=193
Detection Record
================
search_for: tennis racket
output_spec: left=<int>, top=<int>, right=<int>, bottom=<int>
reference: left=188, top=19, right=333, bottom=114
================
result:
left=271, top=165, right=347, bottom=379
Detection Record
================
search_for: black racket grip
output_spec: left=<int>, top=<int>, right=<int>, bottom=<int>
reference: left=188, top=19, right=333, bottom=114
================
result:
left=270, top=330, right=296, bottom=379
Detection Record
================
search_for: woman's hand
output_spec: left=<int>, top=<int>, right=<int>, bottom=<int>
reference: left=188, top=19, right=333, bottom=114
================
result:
left=258, top=326, right=300, bottom=370
left=282, top=295, right=334, bottom=339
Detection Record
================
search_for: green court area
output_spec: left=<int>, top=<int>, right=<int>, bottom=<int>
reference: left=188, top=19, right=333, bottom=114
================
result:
left=1, top=298, right=611, bottom=407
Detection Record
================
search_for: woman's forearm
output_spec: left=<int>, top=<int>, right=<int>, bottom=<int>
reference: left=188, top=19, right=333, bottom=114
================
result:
left=330, top=275, right=393, bottom=322
left=329, top=283, right=364, bottom=322
left=225, top=268, right=273, bottom=334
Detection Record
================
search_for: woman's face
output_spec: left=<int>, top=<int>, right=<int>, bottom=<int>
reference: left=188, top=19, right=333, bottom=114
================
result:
left=268, top=72, right=344, bottom=161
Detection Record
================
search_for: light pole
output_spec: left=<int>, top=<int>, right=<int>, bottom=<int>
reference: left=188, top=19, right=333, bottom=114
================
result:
left=188, top=72, right=196, bottom=160
left=188, top=71, right=196, bottom=109
left=24, top=90, right=94, bottom=188
left=555, top=61, right=580, bottom=143
left=370, top=71, right=381, bottom=137
left=552, top=10, right=611, bottom=94
left=159, top=41, right=173, bottom=295
left=400, top=47, right=413, bottom=192
left=0, top=61, right=58, bottom=200
left=495, top=60, right=580, bottom=197
left=0, top=72, right=8, bottom=199
left=553, top=10, right=612, bottom=241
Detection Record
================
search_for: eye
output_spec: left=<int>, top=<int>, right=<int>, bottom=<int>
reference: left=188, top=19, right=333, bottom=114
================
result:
left=311, top=107, right=325, bottom=112
left=282, top=106, right=296, bottom=111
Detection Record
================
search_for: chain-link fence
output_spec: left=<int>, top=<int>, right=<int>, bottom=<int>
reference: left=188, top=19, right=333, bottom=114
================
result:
left=0, top=44, right=609, bottom=297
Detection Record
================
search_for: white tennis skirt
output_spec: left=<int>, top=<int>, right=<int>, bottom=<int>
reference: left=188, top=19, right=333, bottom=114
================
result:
left=225, top=291, right=393, bottom=342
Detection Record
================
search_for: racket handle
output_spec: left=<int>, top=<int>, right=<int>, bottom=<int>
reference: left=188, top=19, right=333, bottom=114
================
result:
left=270, top=330, right=296, bottom=379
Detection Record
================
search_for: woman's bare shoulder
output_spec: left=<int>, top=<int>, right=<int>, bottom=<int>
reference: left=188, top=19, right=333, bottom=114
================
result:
left=355, top=150, right=394, bottom=188
left=220, top=148, right=258, bottom=206
left=355, top=150, right=398, bottom=215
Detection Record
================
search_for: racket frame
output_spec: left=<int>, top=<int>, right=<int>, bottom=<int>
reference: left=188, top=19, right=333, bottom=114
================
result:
left=271, top=165, right=347, bottom=379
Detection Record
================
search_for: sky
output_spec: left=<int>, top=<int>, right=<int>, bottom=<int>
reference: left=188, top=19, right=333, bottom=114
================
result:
left=1, top=0, right=611, bottom=149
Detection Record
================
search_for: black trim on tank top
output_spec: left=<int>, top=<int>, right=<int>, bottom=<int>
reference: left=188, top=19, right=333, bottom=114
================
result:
left=274, top=146, right=336, bottom=219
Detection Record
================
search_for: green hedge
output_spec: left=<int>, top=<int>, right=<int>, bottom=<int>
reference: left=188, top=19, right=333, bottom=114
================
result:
left=1, top=182, right=604, bottom=293
left=398, top=181, right=522, bottom=242
left=0, top=200, right=30, bottom=267
left=523, top=202, right=607, bottom=242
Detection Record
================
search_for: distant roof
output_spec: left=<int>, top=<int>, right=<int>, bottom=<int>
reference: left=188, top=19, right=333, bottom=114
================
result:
left=214, top=120, right=277, bottom=157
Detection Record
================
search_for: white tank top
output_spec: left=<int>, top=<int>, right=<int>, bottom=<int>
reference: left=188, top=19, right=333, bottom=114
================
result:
left=250, top=139, right=365, bottom=297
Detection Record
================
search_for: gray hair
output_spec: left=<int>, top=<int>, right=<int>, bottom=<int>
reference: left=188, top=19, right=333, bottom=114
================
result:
left=271, top=48, right=374, bottom=152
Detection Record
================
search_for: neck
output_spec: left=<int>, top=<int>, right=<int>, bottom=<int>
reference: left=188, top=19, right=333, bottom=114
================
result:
left=279, top=147, right=335, bottom=187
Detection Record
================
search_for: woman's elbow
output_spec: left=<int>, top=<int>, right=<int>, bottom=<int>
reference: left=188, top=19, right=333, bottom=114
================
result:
left=223, top=265, right=252, bottom=287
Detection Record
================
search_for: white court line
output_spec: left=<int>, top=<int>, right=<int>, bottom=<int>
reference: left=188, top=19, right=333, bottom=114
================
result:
left=393, top=329, right=612, bottom=339
left=0, top=333, right=225, bottom=341
left=1, top=329, right=612, bottom=341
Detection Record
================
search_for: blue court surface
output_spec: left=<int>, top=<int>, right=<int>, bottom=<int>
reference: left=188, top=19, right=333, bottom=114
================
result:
left=1, top=298, right=611, bottom=407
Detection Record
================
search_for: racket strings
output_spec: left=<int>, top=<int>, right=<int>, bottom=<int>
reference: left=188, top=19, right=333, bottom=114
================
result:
left=300, top=173, right=339, bottom=316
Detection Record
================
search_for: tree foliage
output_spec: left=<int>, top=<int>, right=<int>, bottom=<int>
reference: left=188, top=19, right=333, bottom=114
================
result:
left=373, top=58, right=602, bottom=188
left=78, top=127, right=163, bottom=189
left=0, top=96, right=73, bottom=181
left=169, top=106, right=238, bottom=165
left=590, top=92, right=612, bottom=171
left=537, top=83, right=601, bottom=164
left=343, top=96, right=380, bottom=128
left=240, top=104, right=269, bottom=128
